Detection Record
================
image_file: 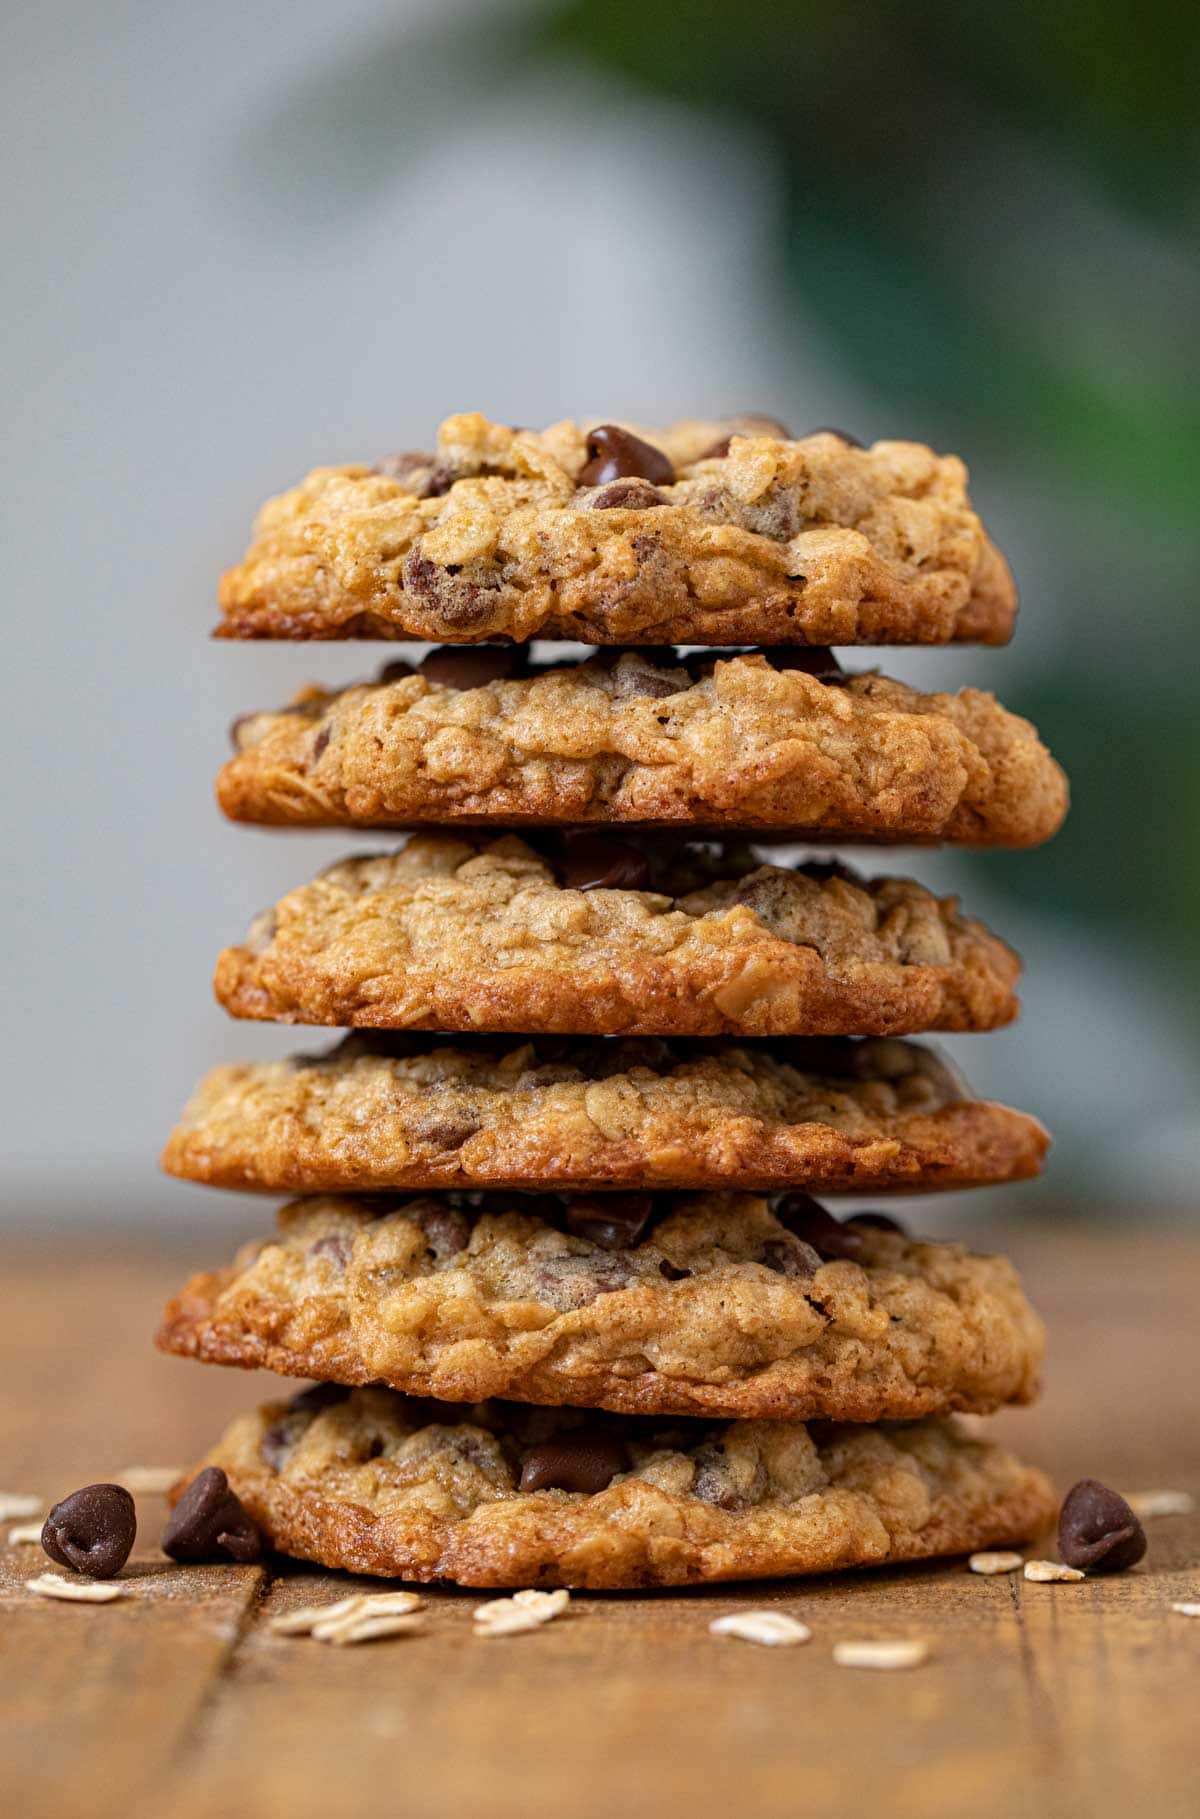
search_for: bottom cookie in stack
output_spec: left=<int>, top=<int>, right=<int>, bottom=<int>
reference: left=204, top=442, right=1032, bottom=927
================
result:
left=159, top=1194, right=1054, bottom=1586
left=175, top=1389, right=1055, bottom=1590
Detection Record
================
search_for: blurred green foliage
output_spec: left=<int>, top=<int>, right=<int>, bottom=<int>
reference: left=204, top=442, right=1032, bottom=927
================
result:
left=534, top=0, right=1200, bottom=983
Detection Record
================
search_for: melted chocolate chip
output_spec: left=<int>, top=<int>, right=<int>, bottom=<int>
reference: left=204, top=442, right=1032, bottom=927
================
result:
left=378, top=658, right=415, bottom=683
left=564, top=1192, right=656, bottom=1251
left=375, top=450, right=435, bottom=485
left=161, top=1466, right=261, bottom=1566
left=418, top=645, right=521, bottom=690
left=402, top=549, right=499, bottom=627
left=519, top=1426, right=629, bottom=1494
left=557, top=832, right=651, bottom=892
left=1058, top=1479, right=1147, bottom=1573
left=759, top=646, right=844, bottom=681
left=773, top=1194, right=864, bottom=1261
left=310, top=725, right=331, bottom=765
left=579, top=425, right=674, bottom=488
left=700, top=416, right=793, bottom=459
left=845, top=1211, right=907, bottom=1236
left=41, top=1484, right=136, bottom=1579
left=659, top=1259, right=691, bottom=1281
left=309, top=1232, right=354, bottom=1269
left=289, top=1382, right=352, bottom=1414
left=607, top=652, right=689, bottom=700
left=586, top=479, right=669, bottom=511
left=759, top=1236, right=821, bottom=1277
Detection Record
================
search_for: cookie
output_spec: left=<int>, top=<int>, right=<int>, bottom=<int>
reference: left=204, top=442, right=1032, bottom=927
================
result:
left=162, top=1033, right=1048, bottom=1196
left=215, top=414, right=1016, bottom=646
left=183, top=1388, right=1055, bottom=1588
left=213, top=834, right=1021, bottom=1038
left=220, top=648, right=1066, bottom=846
left=156, top=1192, right=1045, bottom=1422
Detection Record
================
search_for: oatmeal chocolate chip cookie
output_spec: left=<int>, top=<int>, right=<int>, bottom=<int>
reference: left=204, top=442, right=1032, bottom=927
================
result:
left=215, top=414, right=1016, bottom=646
left=156, top=1191, right=1045, bottom=1422
left=213, top=833, right=1021, bottom=1038
left=220, top=648, right=1066, bottom=846
left=162, top=1033, right=1047, bottom=1196
left=181, top=1389, right=1055, bottom=1588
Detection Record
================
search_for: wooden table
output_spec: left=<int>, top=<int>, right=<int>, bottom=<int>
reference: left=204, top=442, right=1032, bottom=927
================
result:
left=2, top=1224, right=1198, bottom=1819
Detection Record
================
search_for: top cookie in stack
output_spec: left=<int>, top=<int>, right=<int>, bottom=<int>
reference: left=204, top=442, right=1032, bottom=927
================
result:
left=216, top=413, right=1016, bottom=645
left=157, top=415, right=1062, bottom=1590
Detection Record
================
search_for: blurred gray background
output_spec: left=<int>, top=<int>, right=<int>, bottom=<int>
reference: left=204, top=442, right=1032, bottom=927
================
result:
left=4, top=0, right=1197, bottom=1232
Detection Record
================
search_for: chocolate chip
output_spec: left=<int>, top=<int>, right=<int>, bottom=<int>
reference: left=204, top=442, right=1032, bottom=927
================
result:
left=845, top=1211, right=907, bottom=1236
left=758, top=646, right=844, bottom=682
left=564, top=1192, right=656, bottom=1251
left=796, top=858, right=861, bottom=886
left=519, top=1426, right=629, bottom=1494
left=557, top=831, right=651, bottom=892
left=414, top=1112, right=482, bottom=1152
left=700, top=416, right=793, bottom=458
left=773, top=1194, right=864, bottom=1261
left=310, top=725, right=331, bottom=765
left=407, top=1202, right=472, bottom=1260
left=228, top=711, right=261, bottom=751
left=418, top=645, right=521, bottom=690
left=659, top=1259, right=690, bottom=1281
left=759, top=1236, right=821, bottom=1277
left=41, top=1484, right=136, bottom=1579
left=586, top=479, right=669, bottom=511
left=579, top=425, right=674, bottom=488
left=607, top=651, right=690, bottom=700
left=1058, top=1479, right=1147, bottom=1573
left=803, top=426, right=864, bottom=447
left=309, top=1231, right=353, bottom=1269
left=288, top=1382, right=352, bottom=1414
left=378, top=658, right=415, bottom=683
left=402, top=549, right=498, bottom=627
left=161, top=1467, right=262, bottom=1565
left=374, top=451, right=436, bottom=487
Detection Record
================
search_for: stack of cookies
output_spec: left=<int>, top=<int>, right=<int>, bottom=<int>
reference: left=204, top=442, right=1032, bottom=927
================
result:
left=159, top=414, right=1067, bottom=1589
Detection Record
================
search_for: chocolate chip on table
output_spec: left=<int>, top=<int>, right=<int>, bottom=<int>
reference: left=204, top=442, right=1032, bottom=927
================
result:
left=161, top=1466, right=262, bottom=1566
left=1058, top=1479, right=1147, bottom=1573
left=759, top=646, right=844, bottom=682
left=519, top=1427, right=630, bottom=1494
left=773, top=1194, right=865, bottom=1261
left=578, top=425, right=674, bottom=488
left=586, top=479, right=669, bottom=511
left=418, top=645, right=522, bottom=690
left=564, top=1192, right=657, bottom=1251
left=41, top=1484, right=136, bottom=1579
left=557, top=831, right=652, bottom=892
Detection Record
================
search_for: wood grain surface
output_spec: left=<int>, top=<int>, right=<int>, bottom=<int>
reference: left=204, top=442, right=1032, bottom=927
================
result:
left=2, top=1223, right=1198, bottom=1819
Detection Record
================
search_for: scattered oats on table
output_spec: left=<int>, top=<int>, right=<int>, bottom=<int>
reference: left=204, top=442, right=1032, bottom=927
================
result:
left=968, top=1551, right=1024, bottom=1575
left=832, top=1639, right=929, bottom=1671
left=7, top=1523, right=44, bottom=1545
left=270, top=1592, right=423, bottom=1638
left=709, top=1611, right=812, bottom=1647
left=474, top=1589, right=571, bottom=1635
left=1170, top=1602, right=1200, bottom=1619
left=26, top=1573, right=127, bottom=1603
left=0, top=1493, right=42, bottom=1521
left=1024, top=1560, right=1085, bottom=1583
left=1125, top=1491, right=1194, bottom=1519
left=118, top=1466, right=185, bottom=1496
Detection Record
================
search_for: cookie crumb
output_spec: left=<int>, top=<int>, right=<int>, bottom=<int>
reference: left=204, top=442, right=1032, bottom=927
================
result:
left=1024, top=1560, right=1085, bottom=1583
left=1125, top=1490, right=1194, bottom=1520
left=968, top=1551, right=1024, bottom=1575
left=0, top=1494, right=42, bottom=1521
left=474, top=1588, right=570, bottom=1635
left=833, top=1639, right=928, bottom=1671
left=7, top=1524, right=44, bottom=1545
left=118, top=1466, right=184, bottom=1496
left=27, top=1573, right=126, bottom=1603
left=709, top=1611, right=811, bottom=1647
